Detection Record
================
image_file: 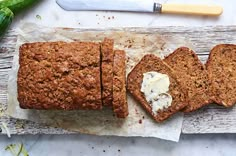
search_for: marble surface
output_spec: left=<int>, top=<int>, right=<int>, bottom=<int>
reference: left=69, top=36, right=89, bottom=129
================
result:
left=1, top=0, right=236, bottom=155
left=1, top=134, right=236, bottom=156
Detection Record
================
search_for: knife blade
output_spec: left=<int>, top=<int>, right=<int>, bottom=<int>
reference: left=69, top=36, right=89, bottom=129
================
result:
left=56, top=0, right=223, bottom=16
left=56, top=0, right=155, bottom=12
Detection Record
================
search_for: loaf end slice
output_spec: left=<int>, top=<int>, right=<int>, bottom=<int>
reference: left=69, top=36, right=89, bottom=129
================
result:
left=112, top=50, right=129, bottom=118
left=101, top=38, right=114, bottom=106
left=206, top=44, right=236, bottom=107
left=127, top=54, right=188, bottom=122
left=164, top=47, right=212, bottom=112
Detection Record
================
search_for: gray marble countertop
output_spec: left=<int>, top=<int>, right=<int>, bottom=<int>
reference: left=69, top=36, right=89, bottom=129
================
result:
left=1, top=0, right=236, bottom=155
left=1, top=134, right=236, bottom=156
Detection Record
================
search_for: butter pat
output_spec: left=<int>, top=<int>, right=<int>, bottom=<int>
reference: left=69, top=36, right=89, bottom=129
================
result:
left=141, top=71, right=172, bottom=114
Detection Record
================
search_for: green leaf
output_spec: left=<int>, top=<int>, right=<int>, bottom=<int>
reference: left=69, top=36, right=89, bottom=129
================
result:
left=5, top=143, right=29, bottom=156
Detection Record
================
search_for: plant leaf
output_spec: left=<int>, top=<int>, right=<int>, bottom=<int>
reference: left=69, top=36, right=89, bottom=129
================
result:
left=5, top=143, right=29, bottom=156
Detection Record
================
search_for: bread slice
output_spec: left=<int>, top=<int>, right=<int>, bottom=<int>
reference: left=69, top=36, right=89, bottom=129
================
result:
left=164, top=47, right=212, bottom=112
left=101, top=38, right=114, bottom=106
left=112, top=50, right=129, bottom=118
left=127, top=54, right=188, bottom=122
left=206, top=44, right=236, bottom=107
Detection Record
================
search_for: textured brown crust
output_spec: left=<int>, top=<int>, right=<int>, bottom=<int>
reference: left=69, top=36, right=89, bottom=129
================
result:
left=206, top=44, right=236, bottom=107
left=101, top=38, right=114, bottom=106
left=164, top=47, right=212, bottom=112
left=18, top=42, right=102, bottom=110
left=127, top=54, right=188, bottom=122
left=112, top=50, right=129, bottom=118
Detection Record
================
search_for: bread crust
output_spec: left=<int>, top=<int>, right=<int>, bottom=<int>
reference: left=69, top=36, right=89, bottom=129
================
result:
left=112, top=50, right=129, bottom=118
left=18, top=42, right=102, bottom=110
left=101, top=38, right=114, bottom=106
left=127, top=54, right=188, bottom=122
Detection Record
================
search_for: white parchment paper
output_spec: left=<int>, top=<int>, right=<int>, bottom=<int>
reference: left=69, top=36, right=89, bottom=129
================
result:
left=7, top=23, right=194, bottom=142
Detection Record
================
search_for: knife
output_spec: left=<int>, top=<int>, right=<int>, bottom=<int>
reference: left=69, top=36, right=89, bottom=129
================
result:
left=56, top=0, right=223, bottom=16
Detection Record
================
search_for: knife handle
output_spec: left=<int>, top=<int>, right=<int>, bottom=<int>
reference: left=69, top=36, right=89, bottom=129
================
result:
left=161, top=4, right=223, bottom=16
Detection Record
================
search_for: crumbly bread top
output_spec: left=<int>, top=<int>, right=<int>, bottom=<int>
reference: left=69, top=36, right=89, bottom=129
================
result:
left=18, top=42, right=102, bottom=110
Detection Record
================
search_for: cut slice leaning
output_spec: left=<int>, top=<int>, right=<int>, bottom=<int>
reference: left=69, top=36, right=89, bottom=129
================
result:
left=164, top=47, right=212, bottom=112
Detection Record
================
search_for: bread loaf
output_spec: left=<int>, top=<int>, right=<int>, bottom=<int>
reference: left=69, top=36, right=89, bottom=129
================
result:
left=18, top=42, right=102, bottom=110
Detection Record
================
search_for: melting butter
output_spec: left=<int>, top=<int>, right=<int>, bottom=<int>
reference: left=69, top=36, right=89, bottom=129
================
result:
left=141, top=71, right=172, bottom=114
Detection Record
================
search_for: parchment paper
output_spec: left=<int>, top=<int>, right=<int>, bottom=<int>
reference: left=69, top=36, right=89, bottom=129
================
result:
left=7, top=23, right=194, bottom=142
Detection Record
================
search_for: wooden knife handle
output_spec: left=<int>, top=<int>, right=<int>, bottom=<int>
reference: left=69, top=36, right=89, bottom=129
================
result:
left=161, top=4, right=223, bottom=16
